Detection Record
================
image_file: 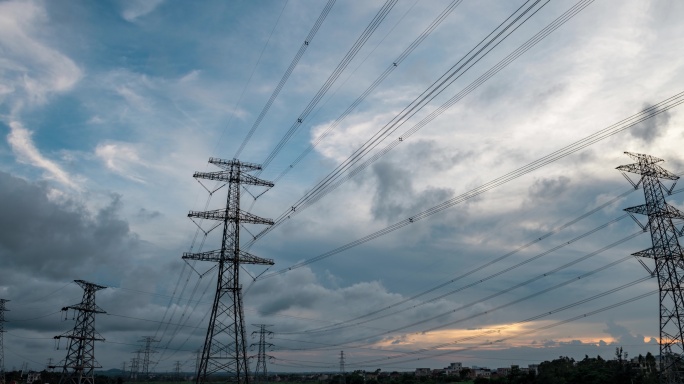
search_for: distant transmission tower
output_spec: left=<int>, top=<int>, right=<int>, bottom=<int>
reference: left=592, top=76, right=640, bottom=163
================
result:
left=138, top=336, right=158, bottom=377
left=618, top=152, right=684, bottom=384
left=251, top=324, right=273, bottom=384
left=0, top=299, right=8, bottom=384
left=183, top=158, right=274, bottom=384
left=130, top=352, right=140, bottom=381
left=339, top=351, right=345, bottom=384
left=54, top=280, right=107, bottom=384
left=173, top=361, right=182, bottom=382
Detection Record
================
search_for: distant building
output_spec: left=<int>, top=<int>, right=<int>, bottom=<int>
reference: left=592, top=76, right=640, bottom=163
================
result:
left=528, top=364, right=539, bottom=375
left=444, top=362, right=462, bottom=375
left=415, top=368, right=431, bottom=377
left=496, top=367, right=511, bottom=376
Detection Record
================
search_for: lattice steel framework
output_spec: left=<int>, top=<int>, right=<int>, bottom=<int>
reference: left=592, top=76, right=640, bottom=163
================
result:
left=55, top=280, right=107, bottom=384
left=618, top=152, right=684, bottom=384
left=138, top=336, right=158, bottom=377
left=251, top=324, right=273, bottom=384
left=184, top=158, right=274, bottom=384
left=339, top=351, right=345, bottom=384
left=0, top=299, right=8, bottom=384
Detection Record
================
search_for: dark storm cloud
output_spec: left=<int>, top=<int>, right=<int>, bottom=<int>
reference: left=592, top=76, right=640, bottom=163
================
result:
left=370, top=161, right=453, bottom=222
left=629, top=103, right=671, bottom=143
left=0, top=171, right=139, bottom=281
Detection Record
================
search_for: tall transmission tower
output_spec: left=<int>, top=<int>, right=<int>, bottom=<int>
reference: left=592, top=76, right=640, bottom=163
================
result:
left=251, top=324, right=273, bottom=384
left=0, top=299, right=8, bottom=384
left=618, top=152, right=684, bottom=384
left=183, top=158, right=274, bottom=384
left=138, top=336, right=159, bottom=377
left=54, top=280, right=107, bottom=384
left=339, top=351, right=345, bottom=384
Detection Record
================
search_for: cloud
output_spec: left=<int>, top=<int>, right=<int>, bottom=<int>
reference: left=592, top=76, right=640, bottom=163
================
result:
left=528, top=176, right=571, bottom=201
left=0, top=171, right=138, bottom=281
left=95, top=142, right=147, bottom=183
left=602, top=319, right=649, bottom=347
left=120, top=0, right=164, bottom=22
left=629, top=103, right=671, bottom=143
left=6, top=120, right=80, bottom=189
left=0, top=0, right=81, bottom=107
left=370, top=160, right=453, bottom=222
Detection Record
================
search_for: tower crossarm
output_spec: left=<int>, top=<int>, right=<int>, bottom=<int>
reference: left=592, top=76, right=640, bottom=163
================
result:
left=632, top=248, right=656, bottom=259
left=54, top=334, right=105, bottom=342
left=60, top=304, right=106, bottom=314
left=192, top=171, right=274, bottom=188
left=183, top=250, right=274, bottom=265
left=208, top=157, right=261, bottom=172
left=188, top=209, right=274, bottom=225
left=625, top=203, right=684, bottom=219
left=617, top=163, right=679, bottom=180
left=74, top=280, right=106, bottom=291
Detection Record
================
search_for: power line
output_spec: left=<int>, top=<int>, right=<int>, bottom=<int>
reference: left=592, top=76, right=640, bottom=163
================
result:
left=213, top=0, right=291, bottom=159
left=352, top=279, right=655, bottom=367
left=291, top=189, right=636, bottom=334
left=255, top=90, right=684, bottom=279
left=255, top=0, right=399, bottom=172
left=269, top=0, right=466, bottom=184
left=234, top=0, right=336, bottom=158
left=273, top=236, right=643, bottom=352
left=247, top=0, right=589, bottom=249
left=293, top=222, right=641, bottom=338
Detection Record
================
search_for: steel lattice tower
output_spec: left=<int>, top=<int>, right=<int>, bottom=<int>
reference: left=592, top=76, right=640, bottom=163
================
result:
left=618, top=152, right=684, bottom=384
left=138, top=336, right=158, bottom=377
left=183, top=158, right=274, bottom=384
left=251, top=324, right=273, bottom=384
left=339, top=351, right=345, bottom=384
left=54, top=280, right=107, bottom=384
left=0, top=299, right=8, bottom=384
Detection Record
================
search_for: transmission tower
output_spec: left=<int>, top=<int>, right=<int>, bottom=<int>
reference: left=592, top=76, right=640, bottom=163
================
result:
left=129, top=352, right=140, bottom=381
left=618, top=152, right=684, bottom=384
left=54, top=280, right=107, bottom=384
left=173, top=361, right=182, bottom=381
left=0, top=299, right=8, bottom=384
left=183, top=158, right=274, bottom=384
left=251, top=324, right=273, bottom=384
left=137, top=336, right=159, bottom=377
left=339, top=351, right=345, bottom=384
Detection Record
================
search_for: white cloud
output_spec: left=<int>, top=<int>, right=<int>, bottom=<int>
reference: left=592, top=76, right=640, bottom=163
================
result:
left=95, top=142, right=147, bottom=183
left=120, top=0, right=164, bottom=22
left=7, top=120, right=80, bottom=190
left=0, top=0, right=82, bottom=107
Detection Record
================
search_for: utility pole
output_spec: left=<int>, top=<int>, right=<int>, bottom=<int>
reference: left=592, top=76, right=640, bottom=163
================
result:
left=251, top=325, right=273, bottom=384
left=54, top=280, right=106, bottom=384
left=138, top=336, right=159, bottom=378
left=618, top=152, right=684, bottom=384
left=0, top=299, right=8, bottom=384
left=339, top=351, right=345, bottom=384
left=183, top=158, right=274, bottom=384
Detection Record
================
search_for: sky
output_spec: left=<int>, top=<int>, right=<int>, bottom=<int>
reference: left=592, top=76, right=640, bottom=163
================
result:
left=2, top=0, right=684, bottom=375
